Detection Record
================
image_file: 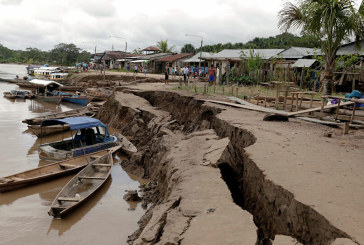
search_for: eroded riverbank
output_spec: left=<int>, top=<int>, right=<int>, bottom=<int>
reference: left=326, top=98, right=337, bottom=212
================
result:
left=96, top=84, right=363, bottom=245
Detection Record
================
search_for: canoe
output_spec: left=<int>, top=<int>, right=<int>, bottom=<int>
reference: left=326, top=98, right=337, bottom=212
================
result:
left=22, top=107, right=95, bottom=125
left=35, top=94, right=63, bottom=104
left=0, top=148, right=116, bottom=192
left=85, top=88, right=114, bottom=101
left=28, top=124, right=71, bottom=137
left=115, top=132, right=137, bottom=155
left=48, top=151, right=113, bottom=218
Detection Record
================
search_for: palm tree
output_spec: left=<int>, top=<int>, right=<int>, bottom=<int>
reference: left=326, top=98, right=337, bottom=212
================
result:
left=157, top=40, right=175, bottom=53
left=181, top=44, right=195, bottom=53
left=278, top=0, right=364, bottom=94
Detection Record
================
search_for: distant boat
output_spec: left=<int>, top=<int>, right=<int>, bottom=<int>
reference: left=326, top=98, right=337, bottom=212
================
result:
left=48, top=151, right=113, bottom=219
left=38, top=117, right=118, bottom=161
left=50, top=72, right=68, bottom=81
left=28, top=124, right=71, bottom=137
left=10, top=90, right=34, bottom=99
left=0, top=148, right=117, bottom=192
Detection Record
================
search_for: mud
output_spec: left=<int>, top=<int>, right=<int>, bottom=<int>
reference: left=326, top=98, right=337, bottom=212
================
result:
left=96, top=86, right=362, bottom=245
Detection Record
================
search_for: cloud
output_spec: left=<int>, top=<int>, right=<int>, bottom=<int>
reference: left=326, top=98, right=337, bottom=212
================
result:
left=1, top=0, right=22, bottom=5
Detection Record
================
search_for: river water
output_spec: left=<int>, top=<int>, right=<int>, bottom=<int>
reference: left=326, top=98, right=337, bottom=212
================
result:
left=0, top=64, right=145, bottom=245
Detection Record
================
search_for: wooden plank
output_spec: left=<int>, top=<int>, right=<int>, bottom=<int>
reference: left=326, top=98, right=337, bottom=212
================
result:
left=58, top=197, right=80, bottom=202
left=350, top=103, right=357, bottom=124
left=289, top=101, right=355, bottom=117
left=92, top=164, right=112, bottom=167
left=206, top=98, right=290, bottom=116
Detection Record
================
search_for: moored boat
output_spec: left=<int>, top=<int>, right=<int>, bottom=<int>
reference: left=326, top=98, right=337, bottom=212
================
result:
left=22, top=107, right=95, bottom=125
left=38, top=117, right=118, bottom=161
left=61, top=95, right=91, bottom=106
left=85, top=88, right=114, bottom=101
left=0, top=148, right=118, bottom=192
left=3, top=91, right=17, bottom=99
left=10, top=90, right=34, bottom=99
left=48, top=151, right=113, bottom=218
left=28, top=124, right=71, bottom=137
left=29, top=79, right=64, bottom=104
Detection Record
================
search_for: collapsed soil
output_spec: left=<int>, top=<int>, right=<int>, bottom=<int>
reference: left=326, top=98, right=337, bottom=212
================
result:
left=96, top=82, right=364, bottom=245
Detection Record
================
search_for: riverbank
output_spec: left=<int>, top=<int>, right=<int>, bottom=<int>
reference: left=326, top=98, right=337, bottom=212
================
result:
left=95, top=81, right=363, bottom=245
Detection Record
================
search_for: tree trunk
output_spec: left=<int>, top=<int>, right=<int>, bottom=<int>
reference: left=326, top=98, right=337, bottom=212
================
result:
left=322, top=59, right=334, bottom=95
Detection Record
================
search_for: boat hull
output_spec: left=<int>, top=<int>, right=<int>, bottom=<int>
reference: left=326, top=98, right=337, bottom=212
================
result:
left=35, top=95, right=62, bottom=104
left=0, top=149, right=113, bottom=192
left=28, top=124, right=71, bottom=137
left=38, top=138, right=118, bottom=161
left=48, top=152, right=113, bottom=218
left=62, top=96, right=91, bottom=106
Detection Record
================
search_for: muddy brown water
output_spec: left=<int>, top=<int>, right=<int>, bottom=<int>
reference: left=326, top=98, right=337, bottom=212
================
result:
left=0, top=65, right=146, bottom=245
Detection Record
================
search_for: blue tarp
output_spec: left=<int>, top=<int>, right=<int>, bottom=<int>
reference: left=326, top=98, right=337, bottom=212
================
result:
left=41, top=116, right=107, bottom=130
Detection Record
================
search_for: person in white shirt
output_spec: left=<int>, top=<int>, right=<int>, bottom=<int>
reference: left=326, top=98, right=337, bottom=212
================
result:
left=183, top=66, right=189, bottom=83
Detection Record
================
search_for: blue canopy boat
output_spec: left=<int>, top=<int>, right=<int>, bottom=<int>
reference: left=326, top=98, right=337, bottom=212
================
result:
left=38, top=117, right=118, bottom=161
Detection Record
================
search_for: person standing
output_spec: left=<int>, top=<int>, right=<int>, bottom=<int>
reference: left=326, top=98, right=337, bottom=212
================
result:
left=134, top=64, right=138, bottom=73
left=183, top=65, right=189, bottom=83
left=165, top=63, right=169, bottom=85
left=207, top=64, right=216, bottom=85
left=126, top=64, right=130, bottom=73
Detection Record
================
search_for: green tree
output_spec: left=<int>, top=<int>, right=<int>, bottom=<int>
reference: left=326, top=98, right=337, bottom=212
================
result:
left=132, top=48, right=143, bottom=54
left=181, top=44, right=195, bottom=53
left=156, top=40, right=175, bottom=53
left=278, top=0, right=364, bottom=94
left=49, top=43, right=80, bottom=65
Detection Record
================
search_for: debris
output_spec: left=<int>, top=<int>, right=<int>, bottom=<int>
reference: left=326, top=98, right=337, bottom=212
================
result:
left=123, top=190, right=141, bottom=201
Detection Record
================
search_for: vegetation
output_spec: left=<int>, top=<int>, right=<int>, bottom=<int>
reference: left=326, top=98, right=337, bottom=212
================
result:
left=181, top=44, right=196, bottom=53
left=192, top=33, right=321, bottom=53
left=157, top=40, right=175, bottom=53
left=0, top=43, right=91, bottom=65
left=278, top=0, right=364, bottom=95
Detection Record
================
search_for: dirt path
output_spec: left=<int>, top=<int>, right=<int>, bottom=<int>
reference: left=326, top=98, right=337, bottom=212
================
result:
left=96, top=82, right=363, bottom=245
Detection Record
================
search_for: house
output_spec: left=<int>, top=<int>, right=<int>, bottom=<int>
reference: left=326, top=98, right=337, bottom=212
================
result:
left=156, top=53, right=194, bottom=73
left=100, top=51, right=139, bottom=69
left=275, top=47, right=321, bottom=60
left=183, top=52, right=216, bottom=71
left=142, top=46, right=161, bottom=55
left=129, top=53, right=173, bottom=73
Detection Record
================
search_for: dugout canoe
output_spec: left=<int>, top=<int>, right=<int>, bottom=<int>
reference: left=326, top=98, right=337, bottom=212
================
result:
left=48, top=151, right=113, bottom=218
left=0, top=148, right=117, bottom=192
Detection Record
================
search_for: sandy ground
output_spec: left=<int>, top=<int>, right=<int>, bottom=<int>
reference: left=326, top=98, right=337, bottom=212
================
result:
left=115, top=81, right=364, bottom=244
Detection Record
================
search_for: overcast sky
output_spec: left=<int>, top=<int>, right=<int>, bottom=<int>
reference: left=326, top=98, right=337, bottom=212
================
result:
left=0, top=0, right=361, bottom=53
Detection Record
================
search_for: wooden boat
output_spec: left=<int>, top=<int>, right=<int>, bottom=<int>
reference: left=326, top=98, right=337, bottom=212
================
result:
left=3, top=91, right=17, bottom=99
left=11, top=90, right=34, bottom=99
left=28, top=124, right=71, bottom=137
left=85, top=88, right=114, bottom=101
left=48, top=151, right=113, bottom=218
left=62, top=95, right=91, bottom=106
left=0, top=149, right=117, bottom=192
left=38, top=117, right=118, bottom=161
left=114, top=132, right=137, bottom=155
left=22, top=107, right=94, bottom=125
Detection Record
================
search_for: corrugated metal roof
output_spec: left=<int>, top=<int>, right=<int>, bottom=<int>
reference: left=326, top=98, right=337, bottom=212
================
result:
left=183, top=52, right=216, bottom=63
left=292, top=59, right=317, bottom=68
left=337, top=41, right=364, bottom=56
left=134, top=53, right=173, bottom=61
left=157, top=53, right=194, bottom=62
left=276, top=47, right=321, bottom=59
left=211, top=49, right=284, bottom=60
left=142, top=46, right=161, bottom=51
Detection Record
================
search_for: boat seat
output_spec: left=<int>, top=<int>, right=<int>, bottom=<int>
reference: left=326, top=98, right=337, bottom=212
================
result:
left=58, top=197, right=80, bottom=202
left=92, top=164, right=111, bottom=167
left=59, top=163, right=75, bottom=169
left=78, top=176, right=106, bottom=180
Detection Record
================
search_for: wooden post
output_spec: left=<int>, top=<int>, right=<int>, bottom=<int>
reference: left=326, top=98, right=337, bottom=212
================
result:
left=352, top=77, right=356, bottom=91
left=350, top=102, right=357, bottom=124
left=290, top=92, right=294, bottom=111
left=320, top=97, right=325, bottom=119
left=256, top=90, right=260, bottom=105
left=103, top=69, right=106, bottom=81
left=335, top=99, right=341, bottom=121
left=231, top=85, right=234, bottom=96
left=283, top=90, right=288, bottom=109
left=264, top=91, right=268, bottom=107
left=214, top=84, right=216, bottom=93
left=299, top=94, right=304, bottom=110
left=249, top=89, right=252, bottom=102
left=275, top=88, right=279, bottom=108
left=310, top=94, right=314, bottom=108
left=295, top=94, right=299, bottom=111
left=343, top=122, right=349, bottom=134
left=236, top=87, right=238, bottom=98
left=222, top=86, right=225, bottom=95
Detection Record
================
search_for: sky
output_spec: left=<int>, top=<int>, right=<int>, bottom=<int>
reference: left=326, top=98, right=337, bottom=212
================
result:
left=0, top=0, right=361, bottom=53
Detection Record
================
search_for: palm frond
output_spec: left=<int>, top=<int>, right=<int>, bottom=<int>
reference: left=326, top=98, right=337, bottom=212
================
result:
left=278, top=2, right=306, bottom=31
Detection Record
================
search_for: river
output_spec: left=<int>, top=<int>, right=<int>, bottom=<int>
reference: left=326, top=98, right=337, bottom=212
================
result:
left=0, top=64, right=145, bottom=245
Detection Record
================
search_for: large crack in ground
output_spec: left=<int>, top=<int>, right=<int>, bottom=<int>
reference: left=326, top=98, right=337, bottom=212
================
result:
left=97, top=89, right=355, bottom=245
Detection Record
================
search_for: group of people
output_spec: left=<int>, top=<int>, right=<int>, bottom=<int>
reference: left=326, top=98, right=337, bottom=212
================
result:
left=164, top=63, right=218, bottom=85
left=125, top=64, right=147, bottom=75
